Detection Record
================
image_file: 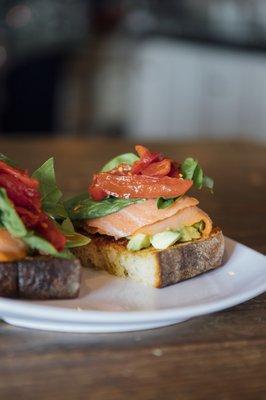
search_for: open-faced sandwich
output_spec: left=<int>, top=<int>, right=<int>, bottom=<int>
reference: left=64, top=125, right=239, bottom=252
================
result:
left=0, top=154, right=90, bottom=299
left=67, top=145, right=225, bottom=288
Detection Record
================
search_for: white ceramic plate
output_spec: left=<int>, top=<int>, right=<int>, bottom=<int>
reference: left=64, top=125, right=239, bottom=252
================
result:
left=0, top=237, right=265, bottom=332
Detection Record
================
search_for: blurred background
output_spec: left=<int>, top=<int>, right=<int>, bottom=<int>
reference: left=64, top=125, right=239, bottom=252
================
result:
left=0, top=0, right=266, bottom=141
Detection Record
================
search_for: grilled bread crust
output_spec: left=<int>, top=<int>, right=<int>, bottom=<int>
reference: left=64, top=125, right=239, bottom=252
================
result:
left=0, top=256, right=82, bottom=299
left=72, top=228, right=225, bottom=288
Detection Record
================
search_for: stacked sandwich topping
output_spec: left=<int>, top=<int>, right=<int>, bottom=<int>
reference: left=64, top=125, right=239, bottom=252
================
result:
left=0, top=154, right=89, bottom=262
left=67, top=145, right=214, bottom=251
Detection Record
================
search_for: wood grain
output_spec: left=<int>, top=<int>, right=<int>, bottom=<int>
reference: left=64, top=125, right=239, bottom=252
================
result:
left=0, top=137, right=265, bottom=400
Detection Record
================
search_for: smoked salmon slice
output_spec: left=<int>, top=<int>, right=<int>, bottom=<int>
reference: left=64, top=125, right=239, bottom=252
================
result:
left=0, top=229, right=27, bottom=262
left=136, top=206, right=212, bottom=238
left=84, top=196, right=212, bottom=239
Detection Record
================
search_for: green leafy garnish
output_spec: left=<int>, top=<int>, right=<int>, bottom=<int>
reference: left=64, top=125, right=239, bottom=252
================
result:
left=0, top=188, right=73, bottom=258
left=193, top=165, right=203, bottom=189
left=60, top=218, right=91, bottom=248
left=0, top=153, right=17, bottom=167
left=22, top=234, right=57, bottom=253
left=0, top=188, right=27, bottom=237
left=157, top=196, right=181, bottom=209
left=32, top=158, right=90, bottom=247
left=65, top=193, right=143, bottom=220
left=23, top=233, right=74, bottom=259
left=101, top=153, right=139, bottom=172
left=32, top=158, right=91, bottom=247
left=181, top=157, right=214, bottom=191
left=181, top=157, right=197, bottom=180
left=32, top=157, right=67, bottom=219
left=202, top=175, right=214, bottom=190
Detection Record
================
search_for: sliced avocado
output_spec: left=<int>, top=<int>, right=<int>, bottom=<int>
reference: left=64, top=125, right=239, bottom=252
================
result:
left=193, top=220, right=205, bottom=232
left=179, top=226, right=201, bottom=242
left=127, top=233, right=151, bottom=251
left=150, top=231, right=181, bottom=250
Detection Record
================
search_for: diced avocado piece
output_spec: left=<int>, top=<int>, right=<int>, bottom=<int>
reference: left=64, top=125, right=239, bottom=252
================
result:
left=179, top=226, right=201, bottom=242
left=150, top=231, right=181, bottom=250
left=193, top=220, right=205, bottom=232
left=127, top=233, right=151, bottom=251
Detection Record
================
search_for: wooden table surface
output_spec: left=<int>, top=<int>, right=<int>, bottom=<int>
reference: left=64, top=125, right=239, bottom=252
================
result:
left=0, top=137, right=265, bottom=400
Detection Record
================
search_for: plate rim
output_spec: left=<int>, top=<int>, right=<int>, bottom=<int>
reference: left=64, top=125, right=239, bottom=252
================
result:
left=0, top=237, right=265, bottom=324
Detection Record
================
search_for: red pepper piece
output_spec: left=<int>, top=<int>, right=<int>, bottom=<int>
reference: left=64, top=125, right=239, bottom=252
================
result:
left=141, top=159, right=172, bottom=177
left=89, top=173, right=193, bottom=200
left=0, top=173, right=41, bottom=211
left=0, top=161, right=66, bottom=252
left=132, top=145, right=162, bottom=175
left=0, top=161, right=39, bottom=189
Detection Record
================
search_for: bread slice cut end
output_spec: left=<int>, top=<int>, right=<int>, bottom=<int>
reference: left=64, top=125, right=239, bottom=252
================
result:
left=72, top=228, right=225, bottom=288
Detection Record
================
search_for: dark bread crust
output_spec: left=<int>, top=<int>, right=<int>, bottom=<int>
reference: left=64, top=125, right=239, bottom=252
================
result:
left=0, top=256, right=82, bottom=299
left=157, top=229, right=224, bottom=287
left=72, top=229, right=225, bottom=288
left=0, top=263, right=17, bottom=297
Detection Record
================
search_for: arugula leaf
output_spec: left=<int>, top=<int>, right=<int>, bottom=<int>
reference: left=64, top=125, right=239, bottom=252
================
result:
left=23, top=233, right=60, bottom=255
left=23, top=232, right=74, bottom=259
left=101, top=153, right=139, bottom=172
left=193, top=165, right=203, bottom=189
left=60, top=218, right=91, bottom=248
left=32, top=157, right=67, bottom=218
left=65, top=193, right=143, bottom=220
left=64, top=192, right=88, bottom=209
left=157, top=197, right=175, bottom=209
left=0, top=153, right=17, bottom=167
left=60, top=217, right=78, bottom=233
left=181, top=157, right=197, bottom=180
left=0, top=188, right=27, bottom=237
left=181, top=157, right=214, bottom=191
left=50, top=201, right=68, bottom=220
left=32, top=159, right=89, bottom=246
left=202, top=175, right=214, bottom=191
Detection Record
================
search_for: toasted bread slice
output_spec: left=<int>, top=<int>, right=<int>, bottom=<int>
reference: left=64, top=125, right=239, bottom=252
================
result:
left=72, top=228, right=225, bottom=288
left=0, top=256, right=82, bottom=299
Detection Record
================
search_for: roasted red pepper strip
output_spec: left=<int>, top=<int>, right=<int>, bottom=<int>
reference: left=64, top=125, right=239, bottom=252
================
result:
left=141, top=158, right=172, bottom=177
left=168, top=161, right=181, bottom=177
left=131, top=145, right=162, bottom=175
left=16, top=207, right=40, bottom=226
left=16, top=207, right=66, bottom=251
left=89, top=182, right=107, bottom=201
left=34, top=213, right=66, bottom=251
left=0, top=161, right=66, bottom=252
left=0, top=161, right=39, bottom=189
left=89, top=173, right=193, bottom=200
left=135, top=145, right=150, bottom=158
left=0, top=173, right=41, bottom=211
